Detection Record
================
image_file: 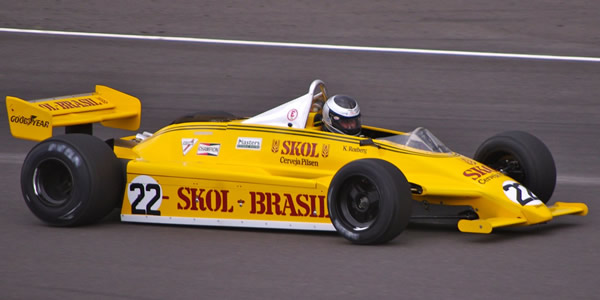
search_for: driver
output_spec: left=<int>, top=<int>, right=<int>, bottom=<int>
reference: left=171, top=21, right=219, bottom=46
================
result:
left=322, top=95, right=362, bottom=136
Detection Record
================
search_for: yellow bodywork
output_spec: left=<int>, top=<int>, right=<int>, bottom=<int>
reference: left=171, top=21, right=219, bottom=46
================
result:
left=114, top=119, right=587, bottom=233
left=6, top=85, right=140, bottom=141
left=6, top=84, right=588, bottom=233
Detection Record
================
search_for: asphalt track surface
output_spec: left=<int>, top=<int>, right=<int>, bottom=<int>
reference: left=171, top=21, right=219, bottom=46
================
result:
left=1, top=1, right=599, bottom=299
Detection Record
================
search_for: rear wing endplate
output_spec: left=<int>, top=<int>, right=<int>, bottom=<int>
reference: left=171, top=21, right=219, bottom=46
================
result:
left=6, top=85, right=141, bottom=141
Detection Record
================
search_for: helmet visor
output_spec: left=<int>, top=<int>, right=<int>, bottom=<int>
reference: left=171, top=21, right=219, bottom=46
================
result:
left=332, top=114, right=361, bottom=135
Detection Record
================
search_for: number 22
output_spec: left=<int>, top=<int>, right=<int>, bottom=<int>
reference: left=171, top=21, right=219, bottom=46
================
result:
left=129, top=183, right=161, bottom=215
left=503, top=182, right=538, bottom=206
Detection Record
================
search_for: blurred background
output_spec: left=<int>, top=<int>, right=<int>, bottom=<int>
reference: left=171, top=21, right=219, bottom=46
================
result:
left=1, top=1, right=598, bottom=299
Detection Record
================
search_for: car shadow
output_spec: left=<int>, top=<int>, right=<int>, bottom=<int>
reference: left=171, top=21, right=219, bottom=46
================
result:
left=464, top=222, right=581, bottom=244
left=407, top=219, right=582, bottom=244
left=95, top=210, right=583, bottom=246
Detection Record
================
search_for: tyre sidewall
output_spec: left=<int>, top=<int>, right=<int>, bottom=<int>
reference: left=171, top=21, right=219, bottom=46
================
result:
left=21, top=138, right=94, bottom=226
left=328, top=159, right=411, bottom=244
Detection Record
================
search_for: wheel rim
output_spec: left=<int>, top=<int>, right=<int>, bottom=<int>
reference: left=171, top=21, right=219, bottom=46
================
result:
left=337, top=175, right=380, bottom=231
left=32, top=158, right=73, bottom=207
left=484, top=153, right=526, bottom=183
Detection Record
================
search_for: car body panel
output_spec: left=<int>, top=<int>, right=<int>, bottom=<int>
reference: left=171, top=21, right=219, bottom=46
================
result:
left=6, top=80, right=588, bottom=234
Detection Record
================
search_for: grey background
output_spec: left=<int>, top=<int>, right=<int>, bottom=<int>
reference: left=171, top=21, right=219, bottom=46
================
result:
left=1, top=1, right=598, bottom=299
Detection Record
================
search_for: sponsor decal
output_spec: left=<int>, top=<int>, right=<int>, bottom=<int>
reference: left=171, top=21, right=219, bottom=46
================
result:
left=37, top=97, right=108, bottom=112
left=343, top=145, right=367, bottom=154
left=322, top=144, right=330, bottom=158
left=477, top=172, right=503, bottom=184
left=177, top=187, right=233, bottom=212
left=502, top=181, right=543, bottom=206
left=271, top=140, right=329, bottom=157
left=197, top=143, right=221, bottom=156
left=271, top=139, right=280, bottom=153
left=280, top=157, right=319, bottom=167
left=181, top=138, right=198, bottom=155
left=174, top=185, right=328, bottom=217
left=48, top=142, right=81, bottom=167
left=463, top=165, right=502, bottom=184
left=236, top=137, right=262, bottom=150
left=463, top=165, right=495, bottom=179
left=287, top=108, right=298, bottom=121
left=128, top=175, right=164, bottom=215
left=271, top=139, right=329, bottom=166
left=249, top=191, right=328, bottom=218
left=10, top=115, right=50, bottom=128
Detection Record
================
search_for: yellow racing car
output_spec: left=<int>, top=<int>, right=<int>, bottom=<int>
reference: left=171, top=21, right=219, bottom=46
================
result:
left=6, top=80, right=588, bottom=244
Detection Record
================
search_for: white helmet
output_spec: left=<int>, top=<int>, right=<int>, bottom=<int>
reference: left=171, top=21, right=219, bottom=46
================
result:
left=322, top=95, right=361, bottom=136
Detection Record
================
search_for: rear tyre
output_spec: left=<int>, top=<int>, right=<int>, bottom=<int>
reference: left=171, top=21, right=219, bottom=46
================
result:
left=21, top=134, right=124, bottom=226
left=474, top=131, right=556, bottom=203
left=328, top=159, right=412, bottom=245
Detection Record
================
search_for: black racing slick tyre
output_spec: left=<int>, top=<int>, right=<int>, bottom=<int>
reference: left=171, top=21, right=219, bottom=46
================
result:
left=21, top=134, right=125, bottom=226
left=328, top=159, right=412, bottom=245
left=474, top=131, right=556, bottom=204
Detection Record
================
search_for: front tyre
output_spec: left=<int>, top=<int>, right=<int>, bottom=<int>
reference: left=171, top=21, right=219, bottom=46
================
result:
left=474, top=131, right=556, bottom=204
left=21, top=134, right=125, bottom=226
left=328, top=159, right=412, bottom=245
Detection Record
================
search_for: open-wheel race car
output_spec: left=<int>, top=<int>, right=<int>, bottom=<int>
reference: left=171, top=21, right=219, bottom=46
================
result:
left=6, top=80, right=588, bottom=244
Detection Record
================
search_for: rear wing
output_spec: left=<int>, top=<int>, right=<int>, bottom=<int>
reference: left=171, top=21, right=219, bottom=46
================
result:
left=6, top=85, right=141, bottom=141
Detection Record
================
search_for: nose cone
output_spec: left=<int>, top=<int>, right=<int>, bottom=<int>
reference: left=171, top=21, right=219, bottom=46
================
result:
left=520, top=203, right=553, bottom=225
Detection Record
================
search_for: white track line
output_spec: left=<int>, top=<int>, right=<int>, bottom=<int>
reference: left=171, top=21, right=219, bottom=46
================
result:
left=2, top=27, right=600, bottom=62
